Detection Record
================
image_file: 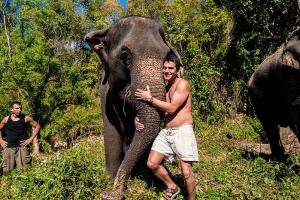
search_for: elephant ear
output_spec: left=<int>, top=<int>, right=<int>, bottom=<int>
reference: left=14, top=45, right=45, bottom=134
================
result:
left=84, top=29, right=110, bottom=84
left=282, top=39, right=300, bottom=70
left=84, top=29, right=108, bottom=51
left=165, top=41, right=184, bottom=78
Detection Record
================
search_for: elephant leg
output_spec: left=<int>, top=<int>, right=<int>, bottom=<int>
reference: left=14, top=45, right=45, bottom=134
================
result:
left=113, top=133, right=157, bottom=185
left=101, top=84, right=123, bottom=179
left=100, top=130, right=158, bottom=200
left=261, top=117, right=284, bottom=157
left=290, top=98, right=300, bottom=142
left=103, top=114, right=123, bottom=179
left=249, top=85, right=285, bottom=158
left=255, top=107, right=285, bottom=158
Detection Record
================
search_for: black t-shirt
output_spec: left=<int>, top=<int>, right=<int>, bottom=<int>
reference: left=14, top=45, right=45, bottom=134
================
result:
left=6, top=115, right=29, bottom=147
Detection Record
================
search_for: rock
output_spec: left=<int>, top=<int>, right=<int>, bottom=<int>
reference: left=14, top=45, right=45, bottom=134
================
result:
left=226, top=132, right=233, bottom=139
left=100, top=190, right=123, bottom=200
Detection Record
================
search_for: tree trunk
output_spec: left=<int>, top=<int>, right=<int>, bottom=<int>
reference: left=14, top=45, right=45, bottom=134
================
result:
left=2, top=9, right=12, bottom=62
left=32, top=128, right=40, bottom=155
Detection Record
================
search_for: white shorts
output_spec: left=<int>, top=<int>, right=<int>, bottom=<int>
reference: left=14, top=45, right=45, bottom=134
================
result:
left=151, top=125, right=199, bottom=162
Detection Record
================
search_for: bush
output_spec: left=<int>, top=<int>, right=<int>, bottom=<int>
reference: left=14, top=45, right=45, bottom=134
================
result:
left=0, top=136, right=108, bottom=199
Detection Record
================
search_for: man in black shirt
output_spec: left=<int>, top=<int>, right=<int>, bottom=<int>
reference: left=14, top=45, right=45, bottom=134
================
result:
left=0, top=101, right=40, bottom=175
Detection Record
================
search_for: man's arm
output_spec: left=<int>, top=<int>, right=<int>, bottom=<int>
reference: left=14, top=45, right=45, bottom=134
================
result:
left=20, top=116, right=40, bottom=146
left=0, top=117, right=8, bottom=148
left=135, top=80, right=190, bottom=114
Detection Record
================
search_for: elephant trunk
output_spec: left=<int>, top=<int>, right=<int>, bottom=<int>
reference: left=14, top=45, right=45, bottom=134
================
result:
left=113, top=55, right=165, bottom=188
left=131, top=55, right=166, bottom=126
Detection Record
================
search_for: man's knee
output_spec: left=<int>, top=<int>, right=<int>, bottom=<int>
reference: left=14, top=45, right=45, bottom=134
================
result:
left=147, top=159, right=159, bottom=171
left=182, top=166, right=193, bottom=180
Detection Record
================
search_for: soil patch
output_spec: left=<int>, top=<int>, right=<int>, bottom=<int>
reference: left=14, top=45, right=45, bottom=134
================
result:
left=240, top=127, right=300, bottom=154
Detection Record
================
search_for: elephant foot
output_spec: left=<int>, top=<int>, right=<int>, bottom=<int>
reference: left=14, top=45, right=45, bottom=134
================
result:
left=100, top=190, right=123, bottom=200
left=270, top=153, right=287, bottom=162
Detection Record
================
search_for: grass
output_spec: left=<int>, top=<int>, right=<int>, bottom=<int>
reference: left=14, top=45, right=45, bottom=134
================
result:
left=0, top=116, right=300, bottom=199
left=0, top=136, right=109, bottom=200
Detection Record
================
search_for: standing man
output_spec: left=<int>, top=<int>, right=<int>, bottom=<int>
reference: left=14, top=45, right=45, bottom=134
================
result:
left=0, top=101, right=40, bottom=175
left=135, top=54, right=199, bottom=200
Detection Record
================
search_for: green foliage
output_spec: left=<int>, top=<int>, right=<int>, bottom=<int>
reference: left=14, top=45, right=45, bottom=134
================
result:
left=1, top=122, right=300, bottom=199
left=222, top=0, right=300, bottom=79
left=0, top=137, right=108, bottom=199
left=197, top=132, right=300, bottom=199
left=0, top=0, right=104, bottom=148
left=195, top=113, right=262, bottom=143
left=80, top=0, right=123, bottom=29
left=41, top=104, right=102, bottom=152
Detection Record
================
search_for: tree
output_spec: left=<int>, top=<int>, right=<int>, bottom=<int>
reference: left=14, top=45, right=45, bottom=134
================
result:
left=220, top=0, right=299, bottom=79
left=0, top=0, right=103, bottom=151
left=220, top=0, right=300, bottom=113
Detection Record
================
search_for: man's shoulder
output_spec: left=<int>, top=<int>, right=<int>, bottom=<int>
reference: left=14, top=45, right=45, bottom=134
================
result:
left=176, top=78, right=191, bottom=90
left=1, top=116, right=9, bottom=124
left=178, top=78, right=190, bottom=84
left=24, top=115, right=33, bottom=122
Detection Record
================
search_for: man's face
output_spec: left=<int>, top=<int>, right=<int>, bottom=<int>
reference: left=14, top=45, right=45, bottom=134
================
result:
left=10, top=104, right=22, bottom=116
left=163, top=61, right=177, bottom=81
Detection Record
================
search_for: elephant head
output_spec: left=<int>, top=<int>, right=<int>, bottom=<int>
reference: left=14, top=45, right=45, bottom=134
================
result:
left=248, top=28, right=300, bottom=159
left=282, top=32, right=300, bottom=69
left=85, top=16, right=182, bottom=198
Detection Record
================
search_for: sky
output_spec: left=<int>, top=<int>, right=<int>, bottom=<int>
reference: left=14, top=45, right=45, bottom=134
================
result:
left=119, top=0, right=128, bottom=9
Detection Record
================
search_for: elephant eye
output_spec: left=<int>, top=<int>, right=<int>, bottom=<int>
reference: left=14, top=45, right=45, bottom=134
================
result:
left=120, top=47, right=132, bottom=68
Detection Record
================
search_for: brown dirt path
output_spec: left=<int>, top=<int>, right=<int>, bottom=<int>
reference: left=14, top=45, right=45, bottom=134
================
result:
left=240, top=127, right=300, bottom=154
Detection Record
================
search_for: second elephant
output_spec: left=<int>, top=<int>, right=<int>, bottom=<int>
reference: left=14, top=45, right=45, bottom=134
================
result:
left=248, top=29, right=300, bottom=159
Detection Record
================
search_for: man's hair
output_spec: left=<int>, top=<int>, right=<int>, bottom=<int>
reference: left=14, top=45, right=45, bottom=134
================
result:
left=10, top=101, right=22, bottom=108
left=164, top=54, right=181, bottom=70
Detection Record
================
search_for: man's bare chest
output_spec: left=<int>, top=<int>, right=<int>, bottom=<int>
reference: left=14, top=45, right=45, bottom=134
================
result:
left=166, top=86, right=176, bottom=102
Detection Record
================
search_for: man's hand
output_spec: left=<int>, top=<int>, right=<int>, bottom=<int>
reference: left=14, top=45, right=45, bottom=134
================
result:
left=0, top=139, right=7, bottom=148
left=134, top=117, right=145, bottom=131
left=135, top=85, right=152, bottom=102
left=20, top=138, right=33, bottom=146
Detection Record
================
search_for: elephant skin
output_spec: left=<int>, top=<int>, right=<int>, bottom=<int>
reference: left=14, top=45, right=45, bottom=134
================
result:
left=248, top=29, right=300, bottom=159
left=84, top=16, right=181, bottom=199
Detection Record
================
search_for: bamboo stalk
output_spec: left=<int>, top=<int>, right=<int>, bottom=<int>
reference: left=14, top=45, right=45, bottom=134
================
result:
left=2, top=9, right=12, bottom=62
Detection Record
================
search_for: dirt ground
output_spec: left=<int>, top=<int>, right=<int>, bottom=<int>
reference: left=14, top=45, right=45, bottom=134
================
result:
left=241, top=127, right=300, bottom=155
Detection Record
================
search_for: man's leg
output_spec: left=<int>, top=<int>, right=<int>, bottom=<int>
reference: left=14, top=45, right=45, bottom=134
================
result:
left=180, top=160, right=196, bottom=200
left=147, top=150, right=177, bottom=189
left=16, top=146, right=31, bottom=169
left=3, top=148, right=16, bottom=175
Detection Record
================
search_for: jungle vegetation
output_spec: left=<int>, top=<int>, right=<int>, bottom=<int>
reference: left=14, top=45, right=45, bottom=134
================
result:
left=0, top=0, right=300, bottom=199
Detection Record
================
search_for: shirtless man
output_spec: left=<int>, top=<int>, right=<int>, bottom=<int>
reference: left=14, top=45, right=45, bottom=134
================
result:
left=135, top=54, right=199, bottom=200
left=0, top=101, right=40, bottom=175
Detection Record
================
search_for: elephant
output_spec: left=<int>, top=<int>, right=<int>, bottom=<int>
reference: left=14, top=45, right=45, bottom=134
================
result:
left=248, top=28, right=300, bottom=159
left=84, top=16, right=182, bottom=199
